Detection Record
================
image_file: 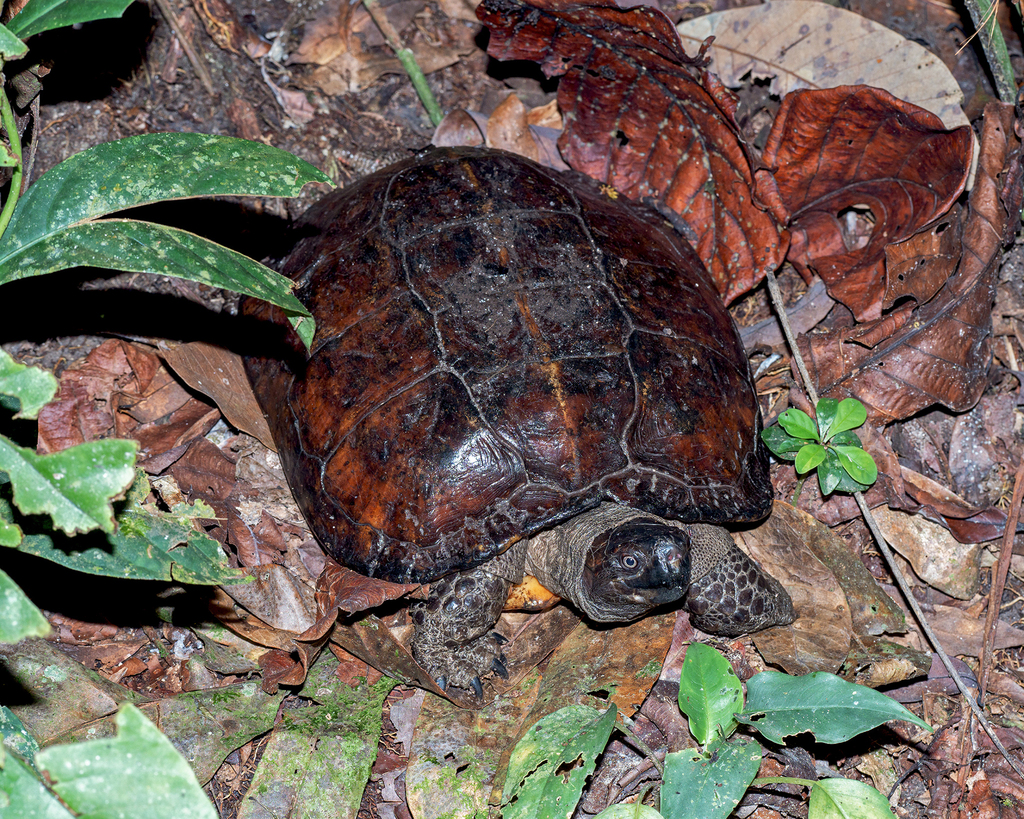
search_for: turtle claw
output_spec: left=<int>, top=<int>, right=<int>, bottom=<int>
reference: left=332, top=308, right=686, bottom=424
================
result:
left=435, top=676, right=448, bottom=692
left=470, top=676, right=484, bottom=699
left=492, top=631, right=509, bottom=645
left=491, top=657, right=510, bottom=680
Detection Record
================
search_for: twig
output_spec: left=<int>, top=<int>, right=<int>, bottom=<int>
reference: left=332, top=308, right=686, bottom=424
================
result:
left=617, top=712, right=664, bottom=776
left=978, top=457, right=1024, bottom=702
left=960, top=0, right=1017, bottom=104
left=152, top=0, right=216, bottom=97
left=361, top=0, right=443, bottom=126
left=763, top=266, right=1024, bottom=781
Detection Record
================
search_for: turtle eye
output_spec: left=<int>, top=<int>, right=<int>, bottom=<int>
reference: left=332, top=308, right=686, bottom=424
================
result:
left=622, top=554, right=639, bottom=569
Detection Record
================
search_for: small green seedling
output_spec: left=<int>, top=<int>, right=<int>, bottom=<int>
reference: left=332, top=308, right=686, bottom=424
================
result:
left=761, top=397, right=878, bottom=496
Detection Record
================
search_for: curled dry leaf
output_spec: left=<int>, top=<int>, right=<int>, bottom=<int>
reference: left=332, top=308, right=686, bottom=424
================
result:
left=759, top=85, right=972, bottom=321
left=477, top=0, right=783, bottom=302
left=798, top=101, right=1022, bottom=424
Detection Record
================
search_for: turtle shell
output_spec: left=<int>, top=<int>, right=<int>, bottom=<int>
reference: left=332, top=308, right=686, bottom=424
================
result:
left=244, top=146, right=772, bottom=584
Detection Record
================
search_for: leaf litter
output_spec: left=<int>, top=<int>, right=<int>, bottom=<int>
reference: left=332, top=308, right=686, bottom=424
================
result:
left=3, top=0, right=1024, bottom=816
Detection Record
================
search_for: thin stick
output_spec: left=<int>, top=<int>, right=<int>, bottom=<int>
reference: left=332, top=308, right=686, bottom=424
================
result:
left=855, top=491, right=1024, bottom=780
left=978, top=457, right=1024, bottom=702
left=763, top=266, right=1024, bottom=780
left=153, top=0, right=216, bottom=97
left=617, top=712, right=664, bottom=776
left=960, top=0, right=1017, bottom=104
left=362, top=0, right=443, bottom=126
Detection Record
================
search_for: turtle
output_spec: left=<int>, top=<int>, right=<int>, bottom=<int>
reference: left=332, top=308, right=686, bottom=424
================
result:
left=243, top=146, right=794, bottom=695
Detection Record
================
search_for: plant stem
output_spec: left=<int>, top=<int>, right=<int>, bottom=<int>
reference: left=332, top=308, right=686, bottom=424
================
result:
left=362, top=0, right=444, bottom=126
left=617, top=712, right=665, bottom=776
left=751, top=776, right=815, bottom=788
left=0, top=86, right=23, bottom=241
left=765, top=268, right=819, bottom=407
left=961, top=0, right=1017, bottom=103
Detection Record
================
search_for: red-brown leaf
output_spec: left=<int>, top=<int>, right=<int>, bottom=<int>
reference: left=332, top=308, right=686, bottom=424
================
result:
left=760, top=85, right=972, bottom=321
left=798, top=102, right=1022, bottom=424
left=476, top=0, right=783, bottom=302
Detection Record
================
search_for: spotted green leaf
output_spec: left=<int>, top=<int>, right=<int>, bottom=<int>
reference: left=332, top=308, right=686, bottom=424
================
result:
left=6, top=0, right=133, bottom=39
left=0, top=347, right=58, bottom=420
left=777, top=408, right=818, bottom=441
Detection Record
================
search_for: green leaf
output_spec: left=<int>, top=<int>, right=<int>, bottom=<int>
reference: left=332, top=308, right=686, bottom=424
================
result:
left=37, top=704, right=218, bottom=819
left=0, top=436, right=136, bottom=535
left=817, top=449, right=844, bottom=496
left=760, top=425, right=804, bottom=459
left=0, top=348, right=58, bottom=420
left=0, top=23, right=28, bottom=60
left=1, top=707, right=41, bottom=771
left=0, top=219, right=311, bottom=332
left=794, top=443, right=826, bottom=475
left=834, top=445, right=878, bottom=486
left=815, top=398, right=839, bottom=440
left=738, top=671, right=931, bottom=745
left=502, top=705, right=617, bottom=819
left=827, top=398, right=868, bottom=438
left=661, top=736, right=762, bottom=819
left=829, top=430, right=862, bottom=448
left=808, top=777, right=896, bottom=819
left=677, top=643, right=741, bottom=746
left=593, top=806, right=664, bottom=819
left=0, top=748, right=75, bottom=819
left=1, top=133, right=329, bottom=256
left=777, top=408, right=818, bottom=441
left=13, top=471, right=246, bottom=583
left=0, top=568, right=50, bottom=642
left=6, top=0, right=133, bottom=39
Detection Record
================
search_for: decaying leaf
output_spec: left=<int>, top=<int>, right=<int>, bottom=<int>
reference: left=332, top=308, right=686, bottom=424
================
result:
left=676, top=0, right=969, bottom=130
left=798, top=102, right=1022, bottom=423
left=759, top=85, right=972, bottom=321
left=477, top=0, right=783, bottom=302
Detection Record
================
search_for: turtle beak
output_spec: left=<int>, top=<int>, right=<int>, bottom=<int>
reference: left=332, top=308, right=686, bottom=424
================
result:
left=652, top=539, right=685, bottom=585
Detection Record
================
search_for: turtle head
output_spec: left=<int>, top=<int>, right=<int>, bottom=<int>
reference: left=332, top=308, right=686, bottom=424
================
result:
left=579, top=518, right=692, bottom=622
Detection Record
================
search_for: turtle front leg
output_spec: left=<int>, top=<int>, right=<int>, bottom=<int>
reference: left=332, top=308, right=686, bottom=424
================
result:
left=410, top=567, right=511, bottom=696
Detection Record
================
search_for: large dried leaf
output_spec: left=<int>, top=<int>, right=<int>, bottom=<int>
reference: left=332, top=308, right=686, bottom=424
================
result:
left=759, top=85, right=972, bottom=321
left=676, top=0, right=969, bottom=130
left=477, top=0, right=783, bottom=302
left=798, top=102, right=1021, bottom=423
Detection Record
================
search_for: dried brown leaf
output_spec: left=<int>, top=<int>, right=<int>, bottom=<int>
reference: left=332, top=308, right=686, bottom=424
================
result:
left=797, top=101, right=1021, bottom=424
left=760, top=85, right=972, bottom=321
left=477, top=0, right=783, bottom=302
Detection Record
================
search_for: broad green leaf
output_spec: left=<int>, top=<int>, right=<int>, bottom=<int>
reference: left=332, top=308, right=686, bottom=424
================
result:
left=678, top=643, right=741, bottom=746
left=661, top=736, right=761, bottom=819
left=0, top=568, right=50, bottom=642
left=828, top=398, right=868, bottom=438
left=834, top=446, right=878, bottom=486
left=738, top=671, right=931, bottom=744
left=794, top=443, right=826, bottom=475
left=0, top=748, right=75, bottom=819
left=0, top=23, right=27, bottom=60
left=0, top=517, right=22, bottom=546
left=6, top=0, right=132, bottom=39
left=0, top=708, right=39, bottom=772
left=37, top=704, right=218, bottom=819
left=0, top=219, right=311, bottom=330
left=777, top=408, right=818, bottom=441
left=815, top=398, right=839, bottom=440
left=0, top=436, right=136, bottom=535
left=1, top=133, right=329, bottom=256
left=594, top=805, right=664, bottom=819
left=14, top=471, right=246, bottom=583
left=0, top=348, right=58, bottom=420
left=821, top=448, right=872, bottom=495
left=502, top=705, right=617, bottom=819
left=760, top=425, right=804, bottom=459
left=817, top=450, right=843, bottom=496
left=829, top=430, right=862, bottom=448
left=808, top=777, right=896, bottom=819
